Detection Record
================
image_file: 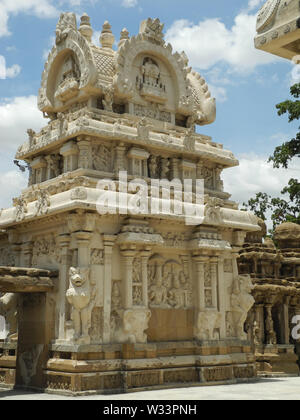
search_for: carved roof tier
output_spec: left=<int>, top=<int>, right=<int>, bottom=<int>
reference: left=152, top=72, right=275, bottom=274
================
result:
left=16, top=108, right=238, bottom=168
left=36, top=15, right=216, bottom=125
left=255, top=0, right=300, bottom=59
left=274, top=222, right=300, bottom=249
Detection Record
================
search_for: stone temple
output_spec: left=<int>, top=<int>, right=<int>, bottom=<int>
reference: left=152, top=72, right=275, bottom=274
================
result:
left=0, top=13, right=261, bottom=394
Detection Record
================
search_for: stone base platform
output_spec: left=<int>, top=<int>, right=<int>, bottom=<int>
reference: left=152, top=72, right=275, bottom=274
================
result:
left=0, top=341, right=17, bottom=389
left=43, top=340, right=256, bottom=395
left=255, top=345, right=299, bottom=377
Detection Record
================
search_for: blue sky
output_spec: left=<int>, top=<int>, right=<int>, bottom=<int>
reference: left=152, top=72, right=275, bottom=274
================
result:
left=0, top=0, right=299, bottom=210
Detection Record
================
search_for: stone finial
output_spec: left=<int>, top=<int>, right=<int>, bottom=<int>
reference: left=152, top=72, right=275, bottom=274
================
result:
left=100, top=21, right=115, bottom=49
left=274, top=222, right=300, bottom=249
left=245, top=217, right=267, bottom=244
left=118, top=27, right=129, bottom=48
left=79, top=13, right=93, bottom=42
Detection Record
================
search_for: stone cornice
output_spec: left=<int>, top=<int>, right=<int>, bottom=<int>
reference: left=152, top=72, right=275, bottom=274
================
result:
left=16, top=110, right=238, bottom=168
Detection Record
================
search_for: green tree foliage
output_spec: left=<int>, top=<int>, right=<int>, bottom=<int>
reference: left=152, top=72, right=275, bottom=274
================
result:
left=269, top=83, right=300, bottom=168
left=244, top=84, right=300, bottom=231
left=243, top=179, right=300, bottom=232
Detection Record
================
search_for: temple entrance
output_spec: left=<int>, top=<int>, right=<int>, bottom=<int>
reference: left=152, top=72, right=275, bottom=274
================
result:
left=0, top=267, right=57, bottom=390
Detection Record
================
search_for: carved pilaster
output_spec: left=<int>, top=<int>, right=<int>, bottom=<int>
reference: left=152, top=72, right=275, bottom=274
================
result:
left=60, top=140, right=79, bottom=173
left=77, top=136, right=92, bottom=169
left=115, top=143, right=126, bottom=174
left=140, top=248, right=152, bottom=308
left=170, top=158, right=180, bottom=179
left=217, top=256, right=226, bottom=338
left=193, top=256, right=207, bottom=311
left=265, top=304, right=277, bottom=345
left=103, top=235, right=116, bottom=344
left=121, top=247, right=136, bottom=310
left=21, top=241, right=33, bottom=267
left=57, top=234, right=71, bottom=342
left=283, top=296, right=291, bottom=345
left=210, top=258, right=218, bottom=310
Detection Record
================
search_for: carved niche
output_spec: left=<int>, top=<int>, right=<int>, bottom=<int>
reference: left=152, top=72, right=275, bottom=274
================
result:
left=148, top=255, right=192, bottom=309
left=0, top=247, right=15, bottom=267
left=92, top=143, right=114, bottom=173
left=32, top=235, right=60, bottom=267
left=55, top=54, right=81, bottom=103
left=136, top=57, right=167, bottom=104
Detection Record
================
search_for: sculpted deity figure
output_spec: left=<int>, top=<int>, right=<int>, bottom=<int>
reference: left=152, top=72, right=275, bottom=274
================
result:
left=160, top=158, right=170, bottom=179
left=27, top=129, right=36, bottom=148
left=168, top=275, right=186, bottom=309
left=149, top=156, right=158, bottom=178
left=102, top=86, right=114, bottom=112
left=48, top=155, right=61, bottom=178
left=111, top=282, right=122, bottom=309
left=0, top=293, right=18, bottom=341
left=149, top=272, right=169, bottom=308
left=66, top=267, right=95, bottom=344
left=35, top=189, right=51, bottom=216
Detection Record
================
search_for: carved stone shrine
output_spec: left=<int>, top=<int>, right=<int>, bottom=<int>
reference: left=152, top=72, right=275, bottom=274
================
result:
left=238, top=220, right=300, bottom=376
left=0, top=14, right=260, bottom=394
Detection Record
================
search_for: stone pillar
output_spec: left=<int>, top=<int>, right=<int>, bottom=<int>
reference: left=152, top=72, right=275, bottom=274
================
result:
left=217, top=256, right=227, bottom=339
left=115, top=143, right=126, bottom=175
left=283, top=296, right=291, bottom=345
left=57, top=234, right=71, bottom=342
left=265, top=304, right=276, bottom=345
left=232, top=252, right=240, bottom=279
left=31, top=157, right=47, bottom=184
left=102, top=235, right=116, bottom=344
left=121, top=247, right=136, bottom=310
left=127, top=148, right=149, bottom=177
left=21, top=241, right=33, bottom=268
left=170, top=158, right=180, bottom=179
left=60, top=141, right=79, bottom=173
left=210, top=258, right=218, bottom=310
left=255, top=304, right=265, bottom=344
left=140, top=249, right=151, bottom=308
left=77, top=136, right=92, bottom=170
left=193, top=256, right=206, bottom=311
left=75, top=231, right=92, bottom=267
left=8, top=232, right=21, bottom=268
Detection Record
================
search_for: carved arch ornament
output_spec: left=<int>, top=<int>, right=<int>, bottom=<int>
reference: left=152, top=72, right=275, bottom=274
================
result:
left=114, top=36, right=189, bottom=108
left=38, top=29, right=97, bottom=112
left=114, top=36, right=215, bottom=124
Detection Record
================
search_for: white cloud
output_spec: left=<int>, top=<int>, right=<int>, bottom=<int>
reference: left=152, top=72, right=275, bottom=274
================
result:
left=208, top=84, right=227, bottom=103
left=0, top=0, right=59, bottom=37
left=0, top=55, right=21, bottom=79
left=122, top=0, right=138, bottom=7
left=223, top=153, right=298, bottom=207
left=247, top=0, right=264, bottom=12
left=165, top=8, right=278, bottom=74
left=0, top=96, right=45, bottom=151
left=42, top=35, right=55, bottom=61
left=0, top=170, right=27, bottom=210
